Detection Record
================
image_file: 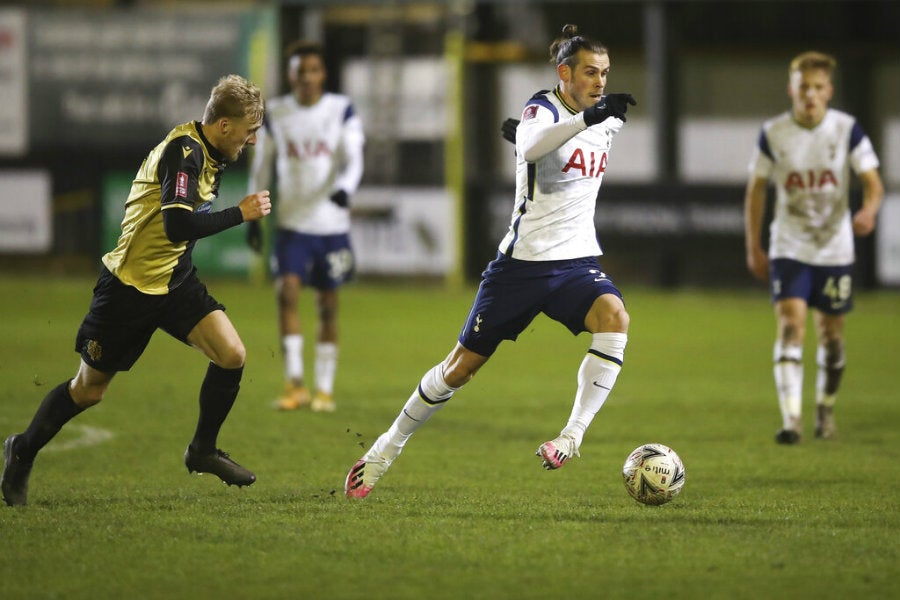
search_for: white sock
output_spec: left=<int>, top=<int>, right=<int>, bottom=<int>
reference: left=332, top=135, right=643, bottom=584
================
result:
left=283, top=334, right=304, bottom=383
left=315, top=342, right=338, bottom=395
left=366, top=364, right=457, bottom=462
left=773, top=342, right=803, bottom=428
left=560, top=332, right=627, bottom=449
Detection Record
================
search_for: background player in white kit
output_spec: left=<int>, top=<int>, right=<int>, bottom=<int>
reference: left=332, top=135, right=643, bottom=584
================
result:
left=247, top=41, right=365, bottom=413
left=345, top=24, right=636, bottom=498
left=744, top=51, right=883, bottom=444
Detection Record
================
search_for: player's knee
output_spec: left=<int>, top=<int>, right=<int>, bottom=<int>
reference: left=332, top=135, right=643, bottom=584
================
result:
left=607, top=305, right=630, bottom=332
left=216, top=340, right=246, bottom=370
left=780, top=322, right=805, bottom=344
left=443, top=364, right=475, bottom=388
left=586, top=295, right=629, bottom=333
left=277, top=288, right=298, bottom=310
left=594, top=304, right=629, bottom=333
left=317, top=302, right=337, bottom=323
left=70, top=381, right=105, bottom=409
left=441, top=355, right=483, bottom=388
left=438, top=343, right=488, bottom=389
left=276, top=278, right=301, bottom=308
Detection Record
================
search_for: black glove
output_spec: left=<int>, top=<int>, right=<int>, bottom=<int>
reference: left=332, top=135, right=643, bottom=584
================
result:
left=583, top=93, right=637, bottom=126
left=330, top=190, right=349, bottom=208
left=501, top=118, right=520, bottom=145
left=246, top=220, right=262, bottom=253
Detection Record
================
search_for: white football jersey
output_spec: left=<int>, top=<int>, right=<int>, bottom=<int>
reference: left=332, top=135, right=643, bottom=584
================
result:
left=498, top=88, right=623, bottom=261
left=748, top=108, right=879, bottom=266
left=248, top=92, right=365, bottom=235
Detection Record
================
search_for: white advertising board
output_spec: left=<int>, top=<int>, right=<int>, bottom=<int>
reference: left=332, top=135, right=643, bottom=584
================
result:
left=0, top=8, right=27, bottom=156
left=876, top=194, right=900, bottom=286
left=0, top=170, right=52, bottom=253
left=350, top=186, right=456, bottom=276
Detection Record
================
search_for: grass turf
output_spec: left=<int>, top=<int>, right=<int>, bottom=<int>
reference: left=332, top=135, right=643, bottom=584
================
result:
left=1, top=275, right=898, bottom=599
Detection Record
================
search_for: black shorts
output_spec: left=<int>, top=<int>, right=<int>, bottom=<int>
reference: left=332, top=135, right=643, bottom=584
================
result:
left=74, top=266, right=225, bottom=372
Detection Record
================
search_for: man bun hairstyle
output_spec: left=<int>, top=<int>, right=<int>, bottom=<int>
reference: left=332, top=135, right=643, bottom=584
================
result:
left=549, top=24, right=608, bottom=68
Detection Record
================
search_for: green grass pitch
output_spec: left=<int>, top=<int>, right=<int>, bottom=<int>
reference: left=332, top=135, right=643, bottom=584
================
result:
left=1, top=274, right=898, bottom=599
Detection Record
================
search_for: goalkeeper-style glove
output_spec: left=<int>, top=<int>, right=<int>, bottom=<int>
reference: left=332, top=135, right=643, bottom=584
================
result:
left=330, top=190, right=350, bottom=208
left=500, top=118, right=520, bottom=145
left=582, top=93, right=637, bottom=126
left=246, top=220, right=262, bottom=253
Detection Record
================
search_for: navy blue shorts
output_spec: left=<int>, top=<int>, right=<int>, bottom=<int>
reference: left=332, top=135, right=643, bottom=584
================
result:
left=74, top=266, right=225, bottom=372
left=272, top=229, right=354, bottom=290
left=458, top=254, right=623, bottom=357
left=770, top=258, right=854, bottom=314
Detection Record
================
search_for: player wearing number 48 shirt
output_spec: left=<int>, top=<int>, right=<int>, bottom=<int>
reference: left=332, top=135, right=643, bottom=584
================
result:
left=247, top=41, right=365, bottom=414
left=744, top=51, right=883, bottom=445
left=345, top=24, right=636, bottom=499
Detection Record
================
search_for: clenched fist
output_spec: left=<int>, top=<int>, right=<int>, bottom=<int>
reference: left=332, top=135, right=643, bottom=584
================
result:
left=239, top=190, right=271, bottom=222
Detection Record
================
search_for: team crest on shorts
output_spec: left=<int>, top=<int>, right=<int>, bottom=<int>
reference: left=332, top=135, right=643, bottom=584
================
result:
left=85, top=339, right=103, bottom=362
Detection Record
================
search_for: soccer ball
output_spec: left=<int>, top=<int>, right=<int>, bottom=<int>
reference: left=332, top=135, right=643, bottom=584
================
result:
left=622, top=443, right=686, bottom=506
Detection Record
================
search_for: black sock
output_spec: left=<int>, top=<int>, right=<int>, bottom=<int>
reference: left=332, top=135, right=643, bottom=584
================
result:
left=824, top=366, right=844, bottom=396
left=190, top=363, right=242, bottom=454
left=17, top=380, right=85, bottom=462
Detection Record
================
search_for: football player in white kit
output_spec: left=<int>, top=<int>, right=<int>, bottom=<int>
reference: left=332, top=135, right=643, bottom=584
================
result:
left=345, top=25, right=636, bottom=498
left=745, top=51, right=883, bottom=444
left=247, top=41, right=365, bottom=413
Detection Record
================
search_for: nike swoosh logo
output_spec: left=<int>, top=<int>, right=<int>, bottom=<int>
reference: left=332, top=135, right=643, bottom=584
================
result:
left=182, top=146, right=193, bottom=158
left=592, top=382, right=611, bottom=390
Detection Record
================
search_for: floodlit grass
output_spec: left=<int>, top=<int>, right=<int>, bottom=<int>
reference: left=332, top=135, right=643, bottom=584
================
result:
left=1, top=274, right=898, bottom=599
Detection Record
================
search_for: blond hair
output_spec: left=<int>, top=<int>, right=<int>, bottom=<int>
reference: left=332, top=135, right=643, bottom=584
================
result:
left=789, top=51, right=837, bottom=76
left=202, top=74, right=264, bottom=126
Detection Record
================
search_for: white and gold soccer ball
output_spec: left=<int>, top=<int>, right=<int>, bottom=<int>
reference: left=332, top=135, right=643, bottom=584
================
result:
left=622, top=443, right=686, bottom=506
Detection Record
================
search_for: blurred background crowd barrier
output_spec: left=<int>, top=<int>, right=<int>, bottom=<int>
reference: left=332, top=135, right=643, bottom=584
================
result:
left=1, top=0, right=898, bottom=288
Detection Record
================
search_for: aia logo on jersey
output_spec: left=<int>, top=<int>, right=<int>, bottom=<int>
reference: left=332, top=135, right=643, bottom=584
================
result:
left=562, top=148, right=608, bottom=178
left=175, top=172, right=188, bottom=198
left=287, top=140, right=332, bottom=160
left=522, top=105, right=539, bottom=122
left=785, top=169, right=838, bottom=191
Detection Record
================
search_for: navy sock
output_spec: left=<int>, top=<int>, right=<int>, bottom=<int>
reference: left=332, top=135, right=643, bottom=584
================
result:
left=17, top=380, right=84, bottom=461
left=190, top=363, right=242, bottom=454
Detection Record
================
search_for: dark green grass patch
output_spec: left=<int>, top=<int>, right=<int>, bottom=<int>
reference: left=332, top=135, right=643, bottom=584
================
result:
left=1, top=276, right=898, bottom=599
